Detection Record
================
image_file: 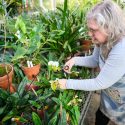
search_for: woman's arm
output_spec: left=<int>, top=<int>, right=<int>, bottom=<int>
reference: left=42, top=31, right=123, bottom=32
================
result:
left=74, top=46, right=100, bottom=68
left=66, top=42, right=125, bottom=91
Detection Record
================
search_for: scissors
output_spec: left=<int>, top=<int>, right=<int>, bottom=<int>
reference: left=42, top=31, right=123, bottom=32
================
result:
left=63, top=65, right=69, bottom=71
left=62, top=65, right=69, bottom=78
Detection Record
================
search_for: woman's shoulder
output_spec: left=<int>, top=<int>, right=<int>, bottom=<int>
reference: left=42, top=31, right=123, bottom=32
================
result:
left=112, top=37, right=125, bottom=52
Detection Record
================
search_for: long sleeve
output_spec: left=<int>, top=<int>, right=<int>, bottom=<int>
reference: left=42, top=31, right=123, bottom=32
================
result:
left=74, top=46, right=99, bottom=68
left=66, top=40, right=125, bottom=91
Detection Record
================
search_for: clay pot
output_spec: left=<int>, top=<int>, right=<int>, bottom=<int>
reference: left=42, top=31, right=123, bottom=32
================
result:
left=0, top=64, right=15, bottom=93
left=37, top=109, right=44, bottom=119
left=31, top=106, right=48, bottom=120
left=21, top=64, right=41, bottom=81
left=15, top=121, right=23, bottom=125
left=79, top=39, right=92, bottom=52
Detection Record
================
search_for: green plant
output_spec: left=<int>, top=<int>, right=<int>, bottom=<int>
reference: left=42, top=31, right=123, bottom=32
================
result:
left=113, top=0, right=125, bottom=9
left=0, top=1, right=93, bottom=125
left=0, top=0, right=15, bottom=64
left=36, top=0, right=84, bottom=62
left=0, top=77, right=42, bottom=124
left=11, top=14, right=46, bottom=66
left=29, top=59, right=91, bottom=125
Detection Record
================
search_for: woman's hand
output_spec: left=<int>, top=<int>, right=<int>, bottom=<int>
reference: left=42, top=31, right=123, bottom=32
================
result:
left=58, top=79, right=67, bottom=89
left=63, top=57, right=75, bottom=73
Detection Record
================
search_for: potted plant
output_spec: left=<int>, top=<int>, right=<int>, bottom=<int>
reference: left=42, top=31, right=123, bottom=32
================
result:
left=79, top=38, right=92, bottom=52
left=0, top=63, right=15, bottom=93
left=37, top=0, right=85, bottom=62
left=0, top=77, right=42, bottom=125
left=0, top=0, right=16, bottom=93
left=11, top=15, right=45, bottom=81
left=30, top=59, right=84, bottom=125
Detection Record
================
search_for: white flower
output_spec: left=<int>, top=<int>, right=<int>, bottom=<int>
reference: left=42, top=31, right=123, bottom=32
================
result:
left=48, top=61, right=59, bottom=67
left=53, top=61, right=59, bottom=67
left=48, top=61, right=53, bottom=66
left=15, top=30, right=21, bottom=39
left=11, top=118, right=15, bottom=121
left=79, top=27, right=84, bottom=32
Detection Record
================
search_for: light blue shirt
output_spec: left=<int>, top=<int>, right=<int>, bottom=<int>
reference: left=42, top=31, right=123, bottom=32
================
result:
left=66, top=37, right=125, bottom=124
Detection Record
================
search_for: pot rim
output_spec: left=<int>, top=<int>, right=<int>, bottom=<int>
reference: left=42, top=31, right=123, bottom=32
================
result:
left=0, top=63, right=13, bottom=78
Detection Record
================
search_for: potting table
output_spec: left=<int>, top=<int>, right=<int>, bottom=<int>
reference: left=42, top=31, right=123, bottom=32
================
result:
left=79, top=91, right=93, bottom=125
left=79, top=68, right=96, bottom=125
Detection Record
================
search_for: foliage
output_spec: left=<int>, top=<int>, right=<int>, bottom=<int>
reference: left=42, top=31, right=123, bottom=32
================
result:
left=0, top=0, right=96, bottom=124
left=0, top=77, right=33, bottom=124
left=11, top=14, right=45, bottom=66
left=27, top=60, right=91, bottom=125
left=36, top=0, right=84, bottom=62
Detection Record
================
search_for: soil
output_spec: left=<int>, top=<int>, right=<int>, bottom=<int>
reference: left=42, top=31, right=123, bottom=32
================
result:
left=84, top=91, right=117, bottom=125
left=0, top=66, right=11, bottom=77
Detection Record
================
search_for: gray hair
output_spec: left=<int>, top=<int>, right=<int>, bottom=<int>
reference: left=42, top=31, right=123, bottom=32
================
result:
left=86, top=0, right=125, bottom=58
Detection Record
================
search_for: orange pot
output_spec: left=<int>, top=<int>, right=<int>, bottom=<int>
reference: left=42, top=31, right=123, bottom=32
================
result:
left=15, top=121, right=23, bottom=125
left=21, top=64, right=41, bottom=81
left=0, top=64, right=15, bottom=93
left=31, top=106, right=47, bottom=120
left=79, top=39, right=92, bottom=52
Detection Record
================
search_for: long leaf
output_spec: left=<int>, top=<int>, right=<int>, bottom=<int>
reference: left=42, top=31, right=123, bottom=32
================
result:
left=52, top=97, right=61, bottom=105
left=58, top=108, right=67, bottom=125
left=32, top=112, right=43, bottom=125
left=17, top=77, right=28, bottom=97
left=62, top=0, right=68, bottom=29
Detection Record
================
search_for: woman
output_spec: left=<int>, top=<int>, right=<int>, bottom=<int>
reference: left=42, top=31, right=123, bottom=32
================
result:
left=58, top=0, right=125, bottom=125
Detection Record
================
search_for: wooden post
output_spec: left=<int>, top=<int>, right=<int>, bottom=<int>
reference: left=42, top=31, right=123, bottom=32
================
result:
left=39, top=0, right=47, bottom=12
left=51, top=0, right=56, bottom=11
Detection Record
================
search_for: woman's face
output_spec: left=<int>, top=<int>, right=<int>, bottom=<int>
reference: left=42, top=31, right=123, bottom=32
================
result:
left=87, top=19, right=108, bottom=44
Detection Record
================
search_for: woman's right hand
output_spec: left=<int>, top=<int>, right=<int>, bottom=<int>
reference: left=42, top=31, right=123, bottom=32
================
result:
left=63, top=57, right=75, bottom=73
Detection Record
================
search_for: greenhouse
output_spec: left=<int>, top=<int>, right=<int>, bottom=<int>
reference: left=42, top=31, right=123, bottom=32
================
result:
left=0, top=0, right=125, bottom=125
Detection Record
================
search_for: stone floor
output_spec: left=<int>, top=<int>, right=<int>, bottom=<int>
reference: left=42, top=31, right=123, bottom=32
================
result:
left=84, top=92, right=116, bottom=125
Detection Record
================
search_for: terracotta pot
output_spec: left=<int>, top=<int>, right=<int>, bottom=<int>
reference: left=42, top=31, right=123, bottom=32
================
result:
left=10, top=85, right=16, bottom=93
left=0, top=64, right=15, bottom=93
left=31, top=106, right=49, bottom=120
left=37, top=109, right=44, bottom=119
left=15, top=121, right=23, bottom=125
left=21, top=64, right=41, bottom=81
left=31, top=107, right=44, bottom=119
left=79, top=39, right=92, bottom=52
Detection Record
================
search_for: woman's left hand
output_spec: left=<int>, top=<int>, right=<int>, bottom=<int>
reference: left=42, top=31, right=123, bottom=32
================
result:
left=58, top=79, right=67, bottom=89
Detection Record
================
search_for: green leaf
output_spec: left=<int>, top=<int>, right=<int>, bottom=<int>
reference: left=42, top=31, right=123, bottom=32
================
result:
left=32, top=112, right=43, bottom=125
left=67, top=44, right=71, bottom=52
left=48, top=115, right=58, bottom=125
left=29, top=100, right=41, bottom=109
left=52, top=97, right=61, bottom=105
left=0, top=106, right=6, bottom=115
left=15, top=16, right=26, bottom=34
left=2, top=111, right=14, bottom=122
left=18, top=117, right=27, bottom=122
left=63, top=41, right=68, bottom=49
left=12, top=47, right=27, bottom=61
left=70, top=106, right=80, bottom=125
left=62, top=0, right=68, bottom=29
left=0, top=89, right=9, bottom=99
left=58, top=109, right=67, bottom=125
left=47, top=39, right=57, bottom=43
left=73, top=106, right=80, bottom=123
left=17, top=77, right=28, bottom=96
left=39, top=93, right=52, bottom=101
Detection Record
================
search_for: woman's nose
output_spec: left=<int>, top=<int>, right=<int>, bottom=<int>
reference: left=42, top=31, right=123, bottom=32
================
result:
left=88, top=31, right=93, bottom=37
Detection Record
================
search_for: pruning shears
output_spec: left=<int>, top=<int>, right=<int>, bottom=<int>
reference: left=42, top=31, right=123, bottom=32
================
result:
left=62, top=65, right=69, bottom=78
